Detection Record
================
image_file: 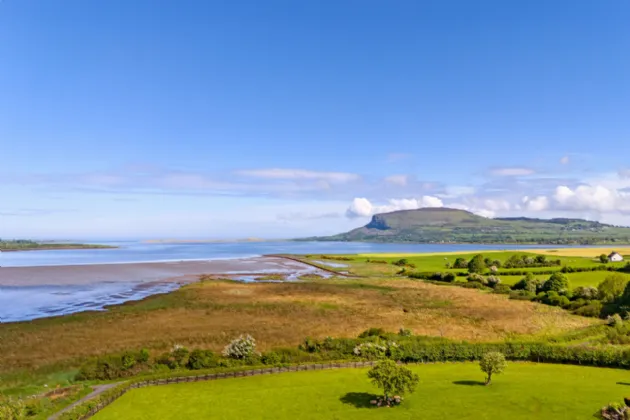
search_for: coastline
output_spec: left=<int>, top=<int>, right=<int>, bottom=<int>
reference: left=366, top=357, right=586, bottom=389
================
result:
left=0, top=245, right=117, bottom=252
left=0, top=256, right=320, bottom=286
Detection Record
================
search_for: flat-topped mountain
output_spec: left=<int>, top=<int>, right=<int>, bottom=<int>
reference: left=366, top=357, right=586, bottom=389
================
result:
left=300, top=208, right=630, bottom=244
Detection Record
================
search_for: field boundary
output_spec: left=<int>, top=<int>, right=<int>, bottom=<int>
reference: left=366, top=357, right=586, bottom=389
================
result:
left=58, top=361, right=380, bottom=420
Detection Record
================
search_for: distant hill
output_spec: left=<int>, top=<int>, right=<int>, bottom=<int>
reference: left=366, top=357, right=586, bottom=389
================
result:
left=298, top=208, right=630, bottom=245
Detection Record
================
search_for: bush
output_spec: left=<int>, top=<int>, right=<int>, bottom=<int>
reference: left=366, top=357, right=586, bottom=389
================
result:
left=223, top=335, right=257, bottom=359
left=453, top=257, right=468, bottom=269
left=398, top=328, right=412, bottom=337
left=509, top=290, right=535, bottom=301
left=572, top=286, right=599, bottom=300
left=187, top=349, right=217, bottom=370
left=512, top=273, right=540, bottom=294
left=467, top=273, right=486, bottom=284
left=573, top=301, right=603, bottom=317
left=608, top=314, right=624, bottom=327
left=462, top=281, right=489, bottom=290
left=486, top=276, right=501, bottom=288
left=353, top=342, right=388, bottom=360
left=358, top=328, right=387, bottom=339
left=261, top=352, right=282, bottom=365
left=0, top=398, right=26, bottom=420
left=492, top=284, right=512, bottom=294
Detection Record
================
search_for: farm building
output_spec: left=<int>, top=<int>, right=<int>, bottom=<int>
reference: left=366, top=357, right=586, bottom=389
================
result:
left=608, top=252, right=624, bottom=262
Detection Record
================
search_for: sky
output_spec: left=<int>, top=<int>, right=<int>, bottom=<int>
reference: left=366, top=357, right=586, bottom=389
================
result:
left=1, top=0, right=630, bottom=239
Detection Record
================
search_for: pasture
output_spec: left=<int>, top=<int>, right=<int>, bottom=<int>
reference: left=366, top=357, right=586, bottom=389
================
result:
left=92, top=363, right=630, bottom=420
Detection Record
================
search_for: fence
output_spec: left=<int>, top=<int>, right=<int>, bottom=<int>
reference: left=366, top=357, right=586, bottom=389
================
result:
left=76, top=361, right=379, bottom=419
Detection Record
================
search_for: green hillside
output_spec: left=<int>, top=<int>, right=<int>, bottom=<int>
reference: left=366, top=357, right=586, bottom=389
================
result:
left=302, top=208, right=630, bottom=244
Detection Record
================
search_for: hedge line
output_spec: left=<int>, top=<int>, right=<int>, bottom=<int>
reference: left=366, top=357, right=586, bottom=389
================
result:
left=57, top=339, right=630, bottom=419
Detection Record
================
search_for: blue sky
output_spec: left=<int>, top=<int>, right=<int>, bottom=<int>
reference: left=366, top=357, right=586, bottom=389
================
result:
left=1, top=0, right=630, bottom=239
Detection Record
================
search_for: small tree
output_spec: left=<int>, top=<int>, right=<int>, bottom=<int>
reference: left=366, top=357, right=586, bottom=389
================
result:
left=600, top=254, right=610, bottom=264
left=598, top=274, right=629, bottom=303
left=368, top=360, right=419, bottom=402
left=468, top=254, right=486, bottom=274
left=542, top=272, right=569, bottom=293
left=479, top=352, right=507, bottom=385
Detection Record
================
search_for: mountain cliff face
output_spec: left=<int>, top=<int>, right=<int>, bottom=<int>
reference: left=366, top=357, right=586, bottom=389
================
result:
left=299, top=208, right=630, bottom=245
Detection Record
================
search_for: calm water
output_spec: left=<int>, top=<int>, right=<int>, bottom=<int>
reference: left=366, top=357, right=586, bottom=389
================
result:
left=0, top=241, right=605, bottom=323
left=0, top=241, right=574, bottom=268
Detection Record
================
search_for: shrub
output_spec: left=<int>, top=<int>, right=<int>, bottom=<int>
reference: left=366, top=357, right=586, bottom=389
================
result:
left=260, top=352, right=282, bottom=365
left=492, top=284, right=512, bottom=294
left=509, top=290, right=535, bottom=301
left=0, top=398, right=26, bottom=420
left=600, top=254, right=609, bottom=264
left=187, top=349, right=217, bottom=370
left=223, top=335, right=257, bottom=359
left=467, top=273, right=486, bottom=284
left=607, top=314, right=624, bottom=327
left=392, top=259, right=409, bottom=267
left=353, top=342, right=387, bottom=360
left=572, top=286, right=599, bottom=301
left=512, top=273, right=539, bottom=294
left=398, top=328, right=412, bottom=337
left=358, top=328, right=387, bottom=339
left=573, top=301, right=603, bottom=317
left=486, top=276, right=501, bottom=288
left=479, top=352, right=507, bottom=385
left=462, top=281, right=489, bottom=290
left=453, top=257, right=468, bottom=269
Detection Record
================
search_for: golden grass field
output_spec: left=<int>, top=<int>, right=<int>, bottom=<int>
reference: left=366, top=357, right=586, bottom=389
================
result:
left=0, top=278, right=594, bottom=373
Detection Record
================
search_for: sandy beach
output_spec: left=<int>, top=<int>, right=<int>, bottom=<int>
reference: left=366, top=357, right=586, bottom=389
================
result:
left=0, top=256, right=317, bottom=287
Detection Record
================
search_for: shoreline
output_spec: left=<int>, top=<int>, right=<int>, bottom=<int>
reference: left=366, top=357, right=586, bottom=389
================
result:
left=0, top=256, right=323, bottom=287
left=0, top=245, right=117, bottom=252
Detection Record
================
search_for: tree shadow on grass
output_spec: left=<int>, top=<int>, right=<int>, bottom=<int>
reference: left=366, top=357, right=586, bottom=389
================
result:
left=339, top=392, right=380, bottom=409
left=452, top=380, right=485, bottom=386
left=616, top=382, right=630, bottom=386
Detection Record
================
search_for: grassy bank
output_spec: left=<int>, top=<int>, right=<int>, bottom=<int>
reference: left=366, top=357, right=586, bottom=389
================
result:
left=92, top=363, right=628, bottom=420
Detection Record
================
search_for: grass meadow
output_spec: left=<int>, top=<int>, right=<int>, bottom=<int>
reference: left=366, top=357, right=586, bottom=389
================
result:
left=92, top=363, right=630, bottom=420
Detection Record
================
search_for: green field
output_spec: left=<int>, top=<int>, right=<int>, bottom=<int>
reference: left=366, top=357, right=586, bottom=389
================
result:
left=93, top=363, right=628, bottom=420
left=304, top=251, right=630, bottom=288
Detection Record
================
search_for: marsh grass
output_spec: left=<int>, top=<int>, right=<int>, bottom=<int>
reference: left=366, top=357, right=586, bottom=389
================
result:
left=0, top=278, right=593, bottom=381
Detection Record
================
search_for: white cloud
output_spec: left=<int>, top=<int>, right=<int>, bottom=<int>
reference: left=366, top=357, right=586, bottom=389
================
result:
left=490, top=167, right=535, bottom=176
left=553, top=185, right=629, bottom=212
left=236, top=168, right=360, bottom=183
left=522, top=195, right=549, bottom=211
left=345, top=196, right=444, bottom=218
left=560, top=156, right=570, bottom=165
left=384, top=175, right=408, bottom=186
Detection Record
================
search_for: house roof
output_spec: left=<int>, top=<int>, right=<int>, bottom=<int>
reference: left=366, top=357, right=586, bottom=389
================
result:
left=609, top=252, right=621, bottom=257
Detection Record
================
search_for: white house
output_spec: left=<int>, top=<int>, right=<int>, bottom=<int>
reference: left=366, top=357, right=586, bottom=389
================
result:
left=608, top=252, right=624, bottom=262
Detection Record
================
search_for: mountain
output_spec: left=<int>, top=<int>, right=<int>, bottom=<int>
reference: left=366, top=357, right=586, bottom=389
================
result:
left=300, top=208, right=630, bottom=245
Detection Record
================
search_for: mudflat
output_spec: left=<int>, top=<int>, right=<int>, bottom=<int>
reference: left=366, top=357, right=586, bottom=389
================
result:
left=0, top=257, right=314, bottom=286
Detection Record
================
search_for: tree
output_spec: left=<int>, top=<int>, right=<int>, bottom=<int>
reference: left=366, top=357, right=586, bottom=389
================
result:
left=468, top=254, right=486, bottom=274
left=535, top=255, right=547, bottom=264
left=479, top=352, right=507, bottom=385
left=598, top=274, right=628, bottom=302
left=368, top=360, right=419, bottom=400
left=600, top=254, right=609, bottom=264
left=453, top=257, right=468, bottom=269
left=542, top=272, right=569, bottom=293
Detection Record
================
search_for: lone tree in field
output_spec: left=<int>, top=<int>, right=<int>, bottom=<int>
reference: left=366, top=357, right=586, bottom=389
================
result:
left=479, top=352, right=507, bottom=385
left=368, top=360, right=419, bottom=402
left=600, top=254, right=609, bottom=264
left=468, top=254, right=486, bottom=274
